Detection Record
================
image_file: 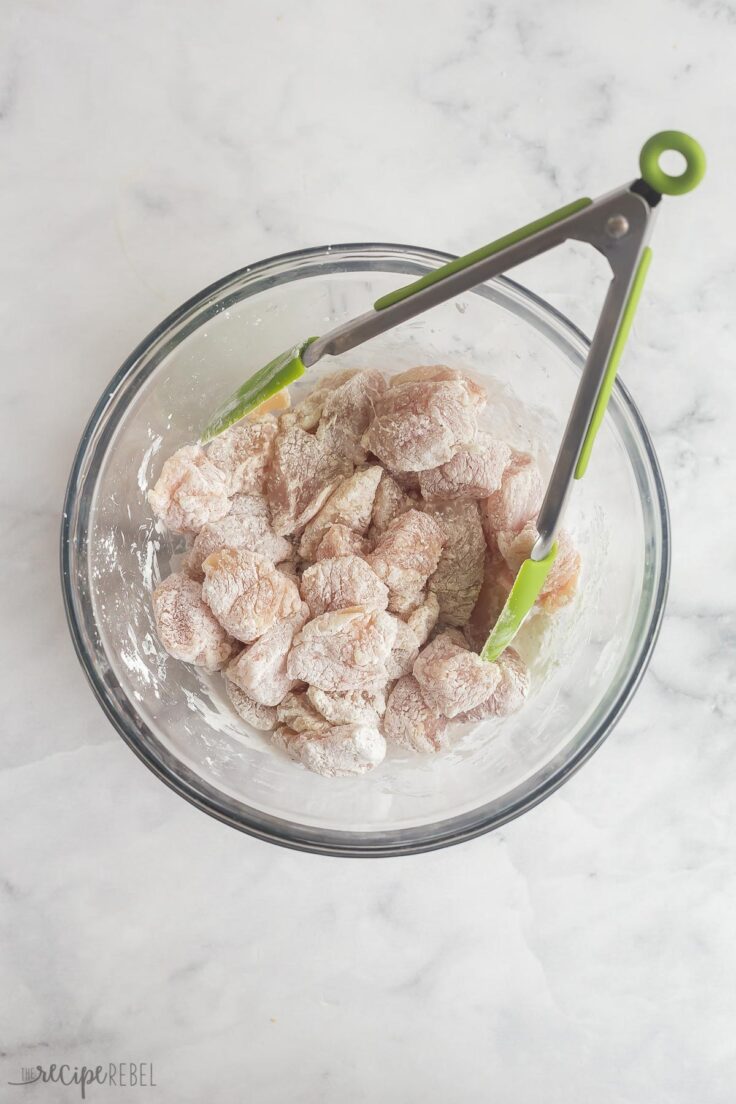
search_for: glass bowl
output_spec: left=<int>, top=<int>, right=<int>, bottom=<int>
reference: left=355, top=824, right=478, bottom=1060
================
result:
left=61, top=244, right=669, bottom=857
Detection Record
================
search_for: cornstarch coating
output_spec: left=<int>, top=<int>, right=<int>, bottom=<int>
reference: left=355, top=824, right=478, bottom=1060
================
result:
left=147, top=367, right=580, bottom=776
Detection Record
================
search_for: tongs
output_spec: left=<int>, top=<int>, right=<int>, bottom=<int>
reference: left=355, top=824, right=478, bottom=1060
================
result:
left=201, top=130, right=705, bottom=660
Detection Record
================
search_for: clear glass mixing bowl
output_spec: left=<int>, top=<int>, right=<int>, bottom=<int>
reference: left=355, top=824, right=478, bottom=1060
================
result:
left=61, top=244, right=669, bottom=857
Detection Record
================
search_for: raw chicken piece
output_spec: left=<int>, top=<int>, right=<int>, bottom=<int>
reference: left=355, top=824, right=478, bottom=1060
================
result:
left=279, top=388, right=329, bottom=432
left=300, top=724, right=386, bottom=777
left=307, top=686, right=386, bottom=727
left=387, top=589, right=426, bottom=616
left=272, top=727, right=305, bottom=761
left=314, top=524, right=372, bottom=561
left=187, top=493, right=294, bottom=580
left=300, top=556, right=389, bottom=616
left=390, top=364, right=486, bottom=409
left=497, top=525, right=581, bottom=610
left=224, top=678, right=277, bottom=731
left=405, top=591, right=440, bottom=646
left=369, top=471, right=418, bottom=540
left=385, top=616, right=420, bottom=680
left=276, top=690, right=329, bottom=735
left=478, top=449, right=543, bottom=543
left=431, top=626, right=471, bottom=649
left=363, top=380, right=478, bottom=471
left=273, top=723, right=386, bottom=777
left=299, top=465, right=382, bottom=559
left=320, top=367, right=360, bottom=389
left=205, top=417, right=277, bottom=495
left=266, top=426, right=351, bottom=536
left=248, top=390, right=291, bottom=418
left=463, top=553, right=515, bottom=651
left=201, top=547, right=302, bottom=643
left=413, top=632, right=501, bottom=718
left=367, top=510, right=446, bottom=599
left=383, top=675, right=450, bottom=754
left=226, top=602, right=310, bottom=706
left=152, top=572, right=234, bottom=670
left=458, top=648, right=530, bottom=722
left=418, top=435, right=511, bottom=501
left=316, top=369, right=387, bottom=464
left=286, top=606, right=398, bottom=691
left=273, top=368, right=359, bottom=436
left=427, top=501, right=486, bottom=627
left=148, top=444, right=231, bottom=534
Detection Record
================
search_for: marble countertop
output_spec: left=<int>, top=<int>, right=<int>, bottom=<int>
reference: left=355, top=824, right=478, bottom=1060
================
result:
left=2, top=0, right=734, bottom=1099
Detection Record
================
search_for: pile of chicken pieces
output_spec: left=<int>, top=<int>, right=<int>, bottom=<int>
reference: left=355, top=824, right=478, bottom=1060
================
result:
left=148, top=366, right=580, bottom=777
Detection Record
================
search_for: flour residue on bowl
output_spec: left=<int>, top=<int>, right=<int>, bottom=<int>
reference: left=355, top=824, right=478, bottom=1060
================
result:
left=137, top=434, right=162, bottom=494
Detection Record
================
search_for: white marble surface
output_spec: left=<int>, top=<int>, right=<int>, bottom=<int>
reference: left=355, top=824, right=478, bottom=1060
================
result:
left=2, top=0, right=735, bottom=1099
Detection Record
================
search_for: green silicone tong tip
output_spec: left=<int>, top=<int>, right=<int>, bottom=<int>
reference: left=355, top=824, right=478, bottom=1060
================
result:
left=481, top=546, right=559, bottom=664
left=200, top=339, right=315, bottom=443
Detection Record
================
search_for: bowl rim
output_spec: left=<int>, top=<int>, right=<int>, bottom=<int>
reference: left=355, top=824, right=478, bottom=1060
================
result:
left=60, top=242, right=671, bottom=858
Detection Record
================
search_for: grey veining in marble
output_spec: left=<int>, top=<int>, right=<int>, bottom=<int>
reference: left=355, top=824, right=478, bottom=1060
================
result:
left=1, top=0, right=734, bottom=1100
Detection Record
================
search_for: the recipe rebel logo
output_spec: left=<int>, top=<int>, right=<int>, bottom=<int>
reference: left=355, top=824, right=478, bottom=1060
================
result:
left=7, top=1062, right=156, bottom=1098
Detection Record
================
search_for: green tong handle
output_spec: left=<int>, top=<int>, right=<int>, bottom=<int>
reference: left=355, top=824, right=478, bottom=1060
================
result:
left=574, top=247, right=652, bottom=477
left=481, top=130, right=705, bottom=662
left=576, top=131, right=705, bottom=477
left=373, top=198, right=592, bottom=312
